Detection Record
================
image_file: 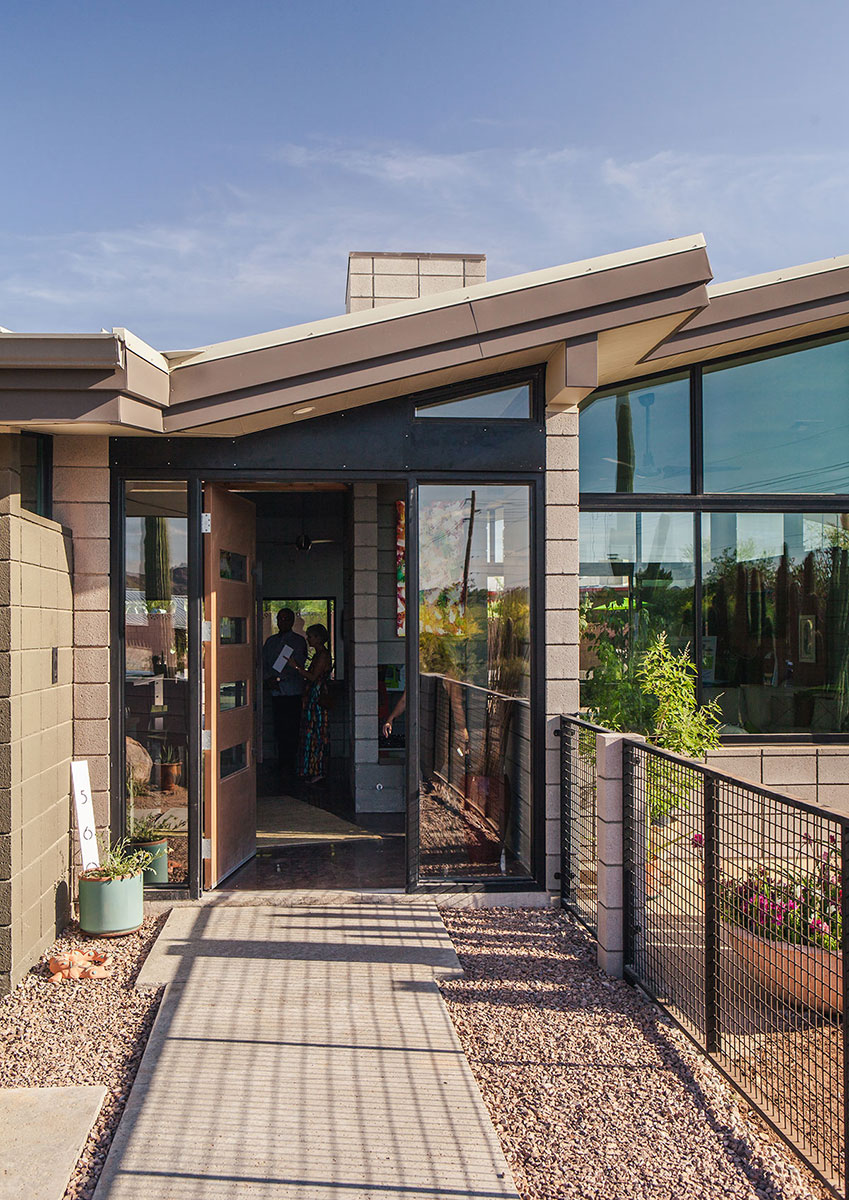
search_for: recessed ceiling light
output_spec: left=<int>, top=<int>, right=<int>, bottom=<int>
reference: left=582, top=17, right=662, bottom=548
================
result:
left=293, top=406, right=314, bottom=415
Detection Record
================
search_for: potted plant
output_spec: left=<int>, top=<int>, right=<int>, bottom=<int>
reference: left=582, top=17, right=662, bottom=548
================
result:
left=78, top=838, right=153, bottom=937
left=159, top=743, right=183, bottom=793
left=127, top=812, right=170, bottom=885
left=715, top=835, right=843, bottom=1015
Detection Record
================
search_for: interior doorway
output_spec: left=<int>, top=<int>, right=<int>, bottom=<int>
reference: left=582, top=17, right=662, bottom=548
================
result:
left=202, top=480, right=406, bottom=892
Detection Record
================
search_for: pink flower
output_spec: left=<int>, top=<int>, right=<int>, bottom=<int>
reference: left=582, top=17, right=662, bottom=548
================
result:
left=692, top=833, right=704, bottom=848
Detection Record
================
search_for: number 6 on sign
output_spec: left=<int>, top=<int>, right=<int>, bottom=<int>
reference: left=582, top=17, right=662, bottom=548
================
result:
left=71, top=760, right=100, bottom=872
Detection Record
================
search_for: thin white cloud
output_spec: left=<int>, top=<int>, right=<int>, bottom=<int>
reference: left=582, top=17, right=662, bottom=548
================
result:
left=273, top=141, right=481, bottom=187
left=1, top=141, right=848, bottom=347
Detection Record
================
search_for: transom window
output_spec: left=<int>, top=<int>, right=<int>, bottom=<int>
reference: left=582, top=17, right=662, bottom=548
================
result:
left=415, top=383, right=530, bottom=420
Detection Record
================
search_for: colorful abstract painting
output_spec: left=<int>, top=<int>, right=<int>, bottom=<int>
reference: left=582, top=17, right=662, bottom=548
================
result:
left=395, top=500, right=406, bottom=637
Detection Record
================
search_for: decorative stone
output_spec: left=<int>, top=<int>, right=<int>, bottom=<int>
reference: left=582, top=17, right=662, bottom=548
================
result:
left=125, top=737, right=152, bottom=786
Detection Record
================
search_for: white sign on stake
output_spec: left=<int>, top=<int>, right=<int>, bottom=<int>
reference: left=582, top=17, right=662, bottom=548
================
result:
left=71, top=760, right=100, bottom=872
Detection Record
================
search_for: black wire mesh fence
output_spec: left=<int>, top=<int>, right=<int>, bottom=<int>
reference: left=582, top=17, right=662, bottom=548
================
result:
left=622, top=739, right=849, bottom=1197
left=559, top=715, right=606, bottom=935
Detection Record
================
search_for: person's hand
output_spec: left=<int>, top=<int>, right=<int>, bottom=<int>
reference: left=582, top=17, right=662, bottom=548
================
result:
left=382, top=719, right=393, bottom=739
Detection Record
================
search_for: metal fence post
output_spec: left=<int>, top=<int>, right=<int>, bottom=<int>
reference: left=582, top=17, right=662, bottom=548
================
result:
left=703, top=772, right=719, bottom=1055
left=841, top=822, right=849, bottom=1194
left=596, top=732, right=625, bottom=978
left=558, top=716, right=572, bottom=907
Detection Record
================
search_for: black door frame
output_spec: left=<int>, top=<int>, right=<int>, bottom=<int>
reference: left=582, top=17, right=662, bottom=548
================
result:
left=111, top=464, right=548, bottom=897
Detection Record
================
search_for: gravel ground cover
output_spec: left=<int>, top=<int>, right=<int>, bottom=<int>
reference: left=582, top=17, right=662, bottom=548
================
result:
left=439, top=906, right=832, bottom=1200
left=0, top=914, right=167, bottom=1200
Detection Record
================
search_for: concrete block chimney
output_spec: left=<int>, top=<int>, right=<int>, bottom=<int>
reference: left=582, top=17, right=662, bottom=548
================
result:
left=346, top=251, right=486, bottom=314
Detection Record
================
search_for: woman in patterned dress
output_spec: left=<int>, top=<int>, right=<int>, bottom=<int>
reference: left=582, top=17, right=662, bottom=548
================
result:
left=292, top=624, right=332, bottom=783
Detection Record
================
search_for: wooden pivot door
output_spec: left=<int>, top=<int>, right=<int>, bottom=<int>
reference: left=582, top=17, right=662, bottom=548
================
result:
left=203, top=484, right=257, bottom=888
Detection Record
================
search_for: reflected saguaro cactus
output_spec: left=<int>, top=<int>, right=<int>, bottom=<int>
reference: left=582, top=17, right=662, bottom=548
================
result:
left=144, top=517, right=171, bottom=606
left=615, top=394, right=635, bottom=492
left=144, top=516, right=173, bottom=678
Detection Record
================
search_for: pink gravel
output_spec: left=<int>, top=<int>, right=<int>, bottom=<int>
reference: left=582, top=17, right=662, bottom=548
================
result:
left=439, top=906, right=831, bottom=1200
left=0, top=914, right=167, bottom=1200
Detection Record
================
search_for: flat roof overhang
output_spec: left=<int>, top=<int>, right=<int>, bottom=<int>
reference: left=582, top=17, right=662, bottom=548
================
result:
left=615, top=252, right=849, bottom=382
left=0, top=236, right=711, bottom=436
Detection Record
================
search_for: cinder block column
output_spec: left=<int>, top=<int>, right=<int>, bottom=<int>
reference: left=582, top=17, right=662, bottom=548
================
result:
left=596, top=732, right=645, bottom=977
left=544, top=407, right=580, bottom=892
left=351, top=484, right=379, bottom=810
left=596, top=732, right=626, bottom=977
left=52, top=436, right=111, bottom=837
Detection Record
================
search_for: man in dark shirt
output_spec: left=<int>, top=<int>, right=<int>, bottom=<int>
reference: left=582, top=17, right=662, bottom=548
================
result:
left=262, top=608, right=307, bottom=791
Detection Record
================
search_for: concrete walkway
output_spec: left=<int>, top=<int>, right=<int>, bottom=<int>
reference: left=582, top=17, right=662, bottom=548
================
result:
left=95, top=902, right=519, bottom=1199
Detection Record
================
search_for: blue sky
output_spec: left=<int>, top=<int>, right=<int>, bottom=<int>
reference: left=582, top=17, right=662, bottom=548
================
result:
left=2, top=0, right=848, bottom=348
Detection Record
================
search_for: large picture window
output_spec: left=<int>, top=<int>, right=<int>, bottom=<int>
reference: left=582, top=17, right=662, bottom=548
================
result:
left=579, top=512, right=695, bottom=728
left=578, top=330, right=849, bottom=737
left=702, top=513, right=849, bottom=735
left=703, top=335, right=849, bottom=493
left=579, top=373, right=690, bottom=494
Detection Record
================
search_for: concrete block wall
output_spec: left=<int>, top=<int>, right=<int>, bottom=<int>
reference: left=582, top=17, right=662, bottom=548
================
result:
left=544, top=407, right=580, bottom=891
left=52, top=436, right=111, bottom=848
left=706, top=744, right=849, bottom=814
left=346, top=252, right=486, bottom=314
left=0, top=437, right=74, bottom=995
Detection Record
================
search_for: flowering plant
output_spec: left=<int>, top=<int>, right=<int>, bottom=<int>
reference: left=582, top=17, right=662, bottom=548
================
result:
left=712, top=834, right=843, bottom=953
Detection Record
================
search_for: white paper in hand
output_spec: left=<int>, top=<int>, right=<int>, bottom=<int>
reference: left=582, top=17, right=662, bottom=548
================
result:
left=272, top=643, right=294, bottom=673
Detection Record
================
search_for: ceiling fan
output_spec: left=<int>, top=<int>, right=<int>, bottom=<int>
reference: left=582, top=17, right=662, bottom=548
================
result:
left=295, top=496, right=335, bottom=552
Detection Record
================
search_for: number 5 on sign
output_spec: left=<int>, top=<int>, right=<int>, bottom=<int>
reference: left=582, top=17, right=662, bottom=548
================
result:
left=71, top=760, right=100, bottom=872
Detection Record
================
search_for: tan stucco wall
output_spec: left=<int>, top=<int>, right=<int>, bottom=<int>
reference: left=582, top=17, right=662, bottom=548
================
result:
left=0, top=437, right=74, bottom=994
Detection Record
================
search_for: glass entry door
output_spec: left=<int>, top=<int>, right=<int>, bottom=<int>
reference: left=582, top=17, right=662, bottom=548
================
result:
left=416, top=484, right=533, bottom=880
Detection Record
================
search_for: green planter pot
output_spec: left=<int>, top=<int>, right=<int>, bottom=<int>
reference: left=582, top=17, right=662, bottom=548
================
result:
left=129, top=838, right=169, bottom=885
left=78, top=872, right=144, bottom=937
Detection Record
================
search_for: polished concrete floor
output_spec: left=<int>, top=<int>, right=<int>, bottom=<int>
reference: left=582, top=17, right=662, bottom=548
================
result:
left=228, top=837, right=406, bottom=891
left=228, top=773, right=406, bottom=892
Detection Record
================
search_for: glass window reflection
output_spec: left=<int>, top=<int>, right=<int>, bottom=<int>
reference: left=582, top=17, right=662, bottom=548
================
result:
left=702, top=512, right=849, bottom=734
left=579, top=374, right=690, bottom=493
left=418, top=484, right=532, bottom=879
left=703, top=336, right=849, bottom=493
left=123, top=482, right=189, bottom=885
left=415, top=384, right=530, bottom=419
left=579, top=512, right=695, bottom=728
